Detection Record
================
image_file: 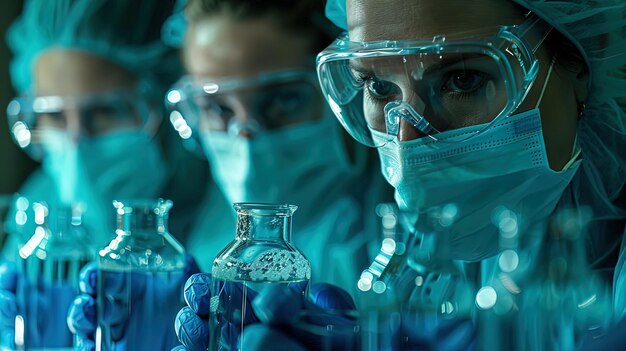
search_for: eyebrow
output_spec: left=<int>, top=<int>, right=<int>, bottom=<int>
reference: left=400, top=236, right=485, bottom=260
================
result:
left=348, top=59, right=374, bottom=77
left=347, top=53, right=490, bottom=82
left=421, top=54, right=480, bottom=74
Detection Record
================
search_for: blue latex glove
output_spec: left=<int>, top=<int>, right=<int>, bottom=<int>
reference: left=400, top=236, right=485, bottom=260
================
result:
left=0, top=259, right=18, bottom=348
left=174, top=273, right=259, bottom=351
left=173, top=273, right=359, bottom=351
left=0, top=258, right=77, bottom=349
left=67, top=255, right=200, bottom=351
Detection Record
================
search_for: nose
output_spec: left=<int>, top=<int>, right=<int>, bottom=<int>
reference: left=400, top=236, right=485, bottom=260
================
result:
left=228, top=95, right=256, bottom=139
left=66, top=107, right=83, bottom=142
left=397, top=93, right=429, bottom=142
left=398, top=119, right=425, bottom=141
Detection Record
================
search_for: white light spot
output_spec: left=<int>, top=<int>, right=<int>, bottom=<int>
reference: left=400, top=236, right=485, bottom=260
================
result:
left=381, top=238, right=396, bottom=255
left=499, top=216, right=518, bottom=238
left=166, top=90, right=182, bottom=104
left=415, top=276, right=424, bottom=286
left=7, top=100, right=21, bottom=116
left=15, top=211, right=27, bottom=226
left=442, top=301, right=455, bottom=314
left=476, top=286, right=497, bottom=310
left=16, top=197, right=29, bottom=211
left=440, top=203, right=459, bottom=227
left=203, top=83, right=219, bottom=94
left=180, top=126, right=192, bottom=139
left=15, top=315, right=24, bottom=347
left=382, top=214, right=397, bottom=229
left=498, top=250, right=519, bottom=273
left=357, top=278, right=372, bottom=292
left=34, top=204, right=46, bottom=225
left=373, top=281, right=387, bottom=294
left=12, top=122, right=31, bottom=148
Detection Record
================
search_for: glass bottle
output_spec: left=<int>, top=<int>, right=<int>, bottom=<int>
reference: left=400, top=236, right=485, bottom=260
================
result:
left=210, top=203, right=311, bottom=351
left=513, top=207, right=612, bottom=350
left=13, top=199, right=93, bottom=350
left=96, top=199, right=186, bottom=351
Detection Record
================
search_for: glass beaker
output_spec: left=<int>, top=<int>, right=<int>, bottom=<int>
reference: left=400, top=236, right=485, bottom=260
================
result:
left=96, top=199, right=186, bottom=351
left=12, top=199, right=93, bottom=350
left=210, top=203, right=311, bottom=351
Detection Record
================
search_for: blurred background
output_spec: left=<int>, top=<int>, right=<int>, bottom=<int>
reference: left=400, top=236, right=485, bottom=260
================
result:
left=0, top=0, right=35, bottom=195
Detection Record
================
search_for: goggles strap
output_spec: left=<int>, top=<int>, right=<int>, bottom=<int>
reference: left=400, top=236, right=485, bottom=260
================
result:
left=518, top=13, right=553, bottom=54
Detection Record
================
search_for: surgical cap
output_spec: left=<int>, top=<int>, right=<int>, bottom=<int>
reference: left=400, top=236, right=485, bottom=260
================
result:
left=162, top=0, right=187, bottom=48
left=6, top=0, right=182, bottom=97
left=325, top=0, right=626, bottom=222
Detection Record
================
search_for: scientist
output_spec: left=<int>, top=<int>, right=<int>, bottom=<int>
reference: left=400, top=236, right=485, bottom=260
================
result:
left=0, top=0, right=205, bottom=349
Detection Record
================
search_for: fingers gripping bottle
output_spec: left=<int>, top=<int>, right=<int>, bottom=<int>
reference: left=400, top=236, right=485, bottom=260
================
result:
left=210, top=203, right=311, bottom=351
left=14, top=200, right=93, bottom=350
left=97, top=199, right=187, bottom=351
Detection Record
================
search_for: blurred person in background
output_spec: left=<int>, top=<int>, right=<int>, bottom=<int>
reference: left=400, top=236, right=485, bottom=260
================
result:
left=68, top=0, right=393, bottom=349
left=161, top=0, right=393, bottom=287
left=0, top=0, right=207, bottom=349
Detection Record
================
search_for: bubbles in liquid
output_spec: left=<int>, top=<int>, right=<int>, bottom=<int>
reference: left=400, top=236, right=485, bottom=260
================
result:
left=214, top=248, right=311, bottom=282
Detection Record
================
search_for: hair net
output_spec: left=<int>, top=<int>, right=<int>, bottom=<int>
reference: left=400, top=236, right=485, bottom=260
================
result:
left=162, top=0, right=188, bottom=48
left=6, top=0, right=182, bottom=97
left=324, top=0, right=347, bottom=31
left=511, top=1, right=626, bottom=222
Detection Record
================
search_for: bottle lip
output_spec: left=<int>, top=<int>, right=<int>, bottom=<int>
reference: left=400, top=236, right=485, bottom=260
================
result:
left=112, top=198, right=173, bottom=214
left=233, top=202, right=298, bottom=216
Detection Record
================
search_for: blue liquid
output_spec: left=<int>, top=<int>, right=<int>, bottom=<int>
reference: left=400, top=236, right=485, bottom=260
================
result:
left=209, top=279, right=309, bottom=351
left=15, top=257, right=88, bottom=349
left=97, top=269, right=186, bottom=351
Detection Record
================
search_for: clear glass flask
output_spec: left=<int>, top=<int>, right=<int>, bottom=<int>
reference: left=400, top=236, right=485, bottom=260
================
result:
left=96, top=199, right=186, bottom=351
left=210, top=203, right=311, bottom=351
left=13, top=199, right=93, bottom=350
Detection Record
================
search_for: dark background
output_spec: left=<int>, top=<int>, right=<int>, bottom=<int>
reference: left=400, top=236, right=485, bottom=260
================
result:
left=0, top=0, right=37, bottom=195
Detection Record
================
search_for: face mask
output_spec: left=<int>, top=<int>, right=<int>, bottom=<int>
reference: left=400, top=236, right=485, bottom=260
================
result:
left=42, top=130, right=168, bottom=238
left=200, top=117, right=358, bottom=222
left=375, top=106, right=581, bottom=262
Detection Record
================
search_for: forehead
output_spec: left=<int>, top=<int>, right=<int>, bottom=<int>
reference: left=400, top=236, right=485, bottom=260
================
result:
left=184, top=17, right=312, bottom=79
left=347, top=0, right=526, bottom=42
left=35, top=49, right=136, bottom=97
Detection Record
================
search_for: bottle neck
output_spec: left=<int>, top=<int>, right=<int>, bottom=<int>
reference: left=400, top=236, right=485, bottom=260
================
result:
left=117, top=209, right=169, bottom=242
left=43, top=206, right=84, bottom=239
left=236, top=212, right=291, bottom=241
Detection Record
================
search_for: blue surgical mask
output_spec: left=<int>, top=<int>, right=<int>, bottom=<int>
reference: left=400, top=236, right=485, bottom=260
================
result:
left=42, top=130, right=168, bottom=240
left=200, top=117, right=361, bottom=223
left=374, top=107, right=581, bottom=262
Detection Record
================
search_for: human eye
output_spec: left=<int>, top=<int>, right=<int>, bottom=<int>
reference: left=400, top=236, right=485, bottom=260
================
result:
left=440, top=70, right=488, bottom=96
left=38, top=112, right=66, bottom=129
left=365, top=77, right=401, bottom=99
left=195, top=96, right=233, bottom=118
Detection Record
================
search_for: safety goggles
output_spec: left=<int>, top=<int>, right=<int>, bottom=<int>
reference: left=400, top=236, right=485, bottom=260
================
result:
left=7, top=89, right=158, bottom=159
left=165, top=70, right=321, bottom=139
left=316, top=14, right=553, bottom=147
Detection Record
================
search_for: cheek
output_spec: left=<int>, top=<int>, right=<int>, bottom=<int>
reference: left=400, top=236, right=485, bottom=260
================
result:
left=538, top=71, right=579, bottom=171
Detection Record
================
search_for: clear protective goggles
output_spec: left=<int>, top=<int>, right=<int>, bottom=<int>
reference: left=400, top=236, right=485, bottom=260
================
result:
left=165, top=69, right=321, bottom=139
left=316, top=13, right=553, bottom=147
left=7, top=88, right=158, bottom=159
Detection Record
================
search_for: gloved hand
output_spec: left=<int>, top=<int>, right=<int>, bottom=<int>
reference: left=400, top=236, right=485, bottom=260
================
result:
left=0, top=259, right=18, bottom=348
left=0, top=258, right=77, bottom=349
left=67, top=255, right=200, bottom=351
left=173, top=273, right=359, bottom=351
